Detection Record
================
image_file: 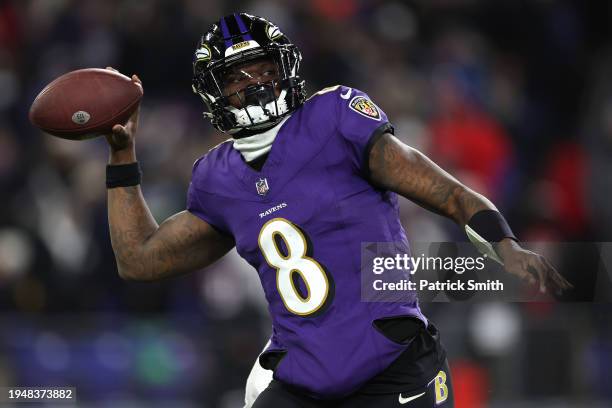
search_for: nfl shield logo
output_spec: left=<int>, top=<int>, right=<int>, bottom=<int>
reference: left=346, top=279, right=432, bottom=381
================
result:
left=256, top=178, right=269, bottom=196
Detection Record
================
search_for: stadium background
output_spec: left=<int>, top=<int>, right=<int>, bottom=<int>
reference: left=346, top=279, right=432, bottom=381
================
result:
left=1, top=0, right=611, bottom=406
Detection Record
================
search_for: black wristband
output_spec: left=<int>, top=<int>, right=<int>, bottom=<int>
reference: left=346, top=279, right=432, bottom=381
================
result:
left=106, top=162, right=142, bottom=188
left=466, top=210, right=516, bottom=243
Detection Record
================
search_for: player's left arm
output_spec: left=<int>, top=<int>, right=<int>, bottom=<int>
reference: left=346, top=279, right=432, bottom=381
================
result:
left=368, top=132, right=572, bottom=294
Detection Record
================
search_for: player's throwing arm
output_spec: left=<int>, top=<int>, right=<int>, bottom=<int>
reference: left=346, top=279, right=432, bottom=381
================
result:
left=104, top=69, right=234, bottom=281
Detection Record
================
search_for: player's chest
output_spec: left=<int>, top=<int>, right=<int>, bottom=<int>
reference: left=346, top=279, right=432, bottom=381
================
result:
left=221, top=154, right=365, bottom=261
left=231, top=168, right=337, bottom=247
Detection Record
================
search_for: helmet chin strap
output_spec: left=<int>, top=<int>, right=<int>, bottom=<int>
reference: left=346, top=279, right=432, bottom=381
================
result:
left=232, top=115, right=291, bottom=162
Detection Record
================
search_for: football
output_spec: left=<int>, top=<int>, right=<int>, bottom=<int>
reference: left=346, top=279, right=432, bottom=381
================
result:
left=29, top=68, right=143, bottom=140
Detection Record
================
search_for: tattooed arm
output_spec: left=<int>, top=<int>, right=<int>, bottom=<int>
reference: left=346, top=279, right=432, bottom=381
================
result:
left=368, top=133, right=494, bottom=226
left=105, top=69, right=233, bottom=281
left=368, top=133, right=572, bottom=293
left=107, top=186, right=233, bottom=281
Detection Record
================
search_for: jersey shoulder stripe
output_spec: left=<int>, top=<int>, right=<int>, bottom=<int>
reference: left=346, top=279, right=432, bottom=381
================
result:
left=307, top=84, right=343, bottom=101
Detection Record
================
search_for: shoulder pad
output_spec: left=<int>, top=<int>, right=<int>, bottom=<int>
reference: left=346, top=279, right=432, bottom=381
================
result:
left=191, top=138, right=232, bottom=176
left=207, top=138, right=233, bottom=154
left=307, top=85, right=358, bottom=104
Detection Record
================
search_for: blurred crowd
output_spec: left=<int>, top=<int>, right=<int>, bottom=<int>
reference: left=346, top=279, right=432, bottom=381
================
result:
left=0, top=0, right=611, bottom=406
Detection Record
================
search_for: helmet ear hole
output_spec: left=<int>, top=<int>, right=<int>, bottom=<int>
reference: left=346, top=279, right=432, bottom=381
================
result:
left=192, top=13, right=306, bottom=134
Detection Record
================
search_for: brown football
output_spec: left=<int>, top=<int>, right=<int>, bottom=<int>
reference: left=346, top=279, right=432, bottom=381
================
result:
left=29, top=68, right=143, bottom=140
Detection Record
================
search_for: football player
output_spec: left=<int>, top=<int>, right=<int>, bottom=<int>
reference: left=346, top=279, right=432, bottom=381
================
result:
left=104, top=13, right=572, bottom=407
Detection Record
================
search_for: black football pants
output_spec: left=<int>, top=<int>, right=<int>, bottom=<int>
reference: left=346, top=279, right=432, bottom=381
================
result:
left=251, top=359, right=454, bottom=408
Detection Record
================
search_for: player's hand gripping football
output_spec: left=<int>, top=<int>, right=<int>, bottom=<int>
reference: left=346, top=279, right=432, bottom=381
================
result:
left=497, top=238, right=573, bottom=295
left=104, top=67, right=142, bottom=163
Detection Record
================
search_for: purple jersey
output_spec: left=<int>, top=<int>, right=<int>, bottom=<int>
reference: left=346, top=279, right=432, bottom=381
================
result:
left=187, top=86, right=427, bottom=398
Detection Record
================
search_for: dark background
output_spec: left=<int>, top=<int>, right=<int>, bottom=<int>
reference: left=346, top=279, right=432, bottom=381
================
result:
left=1, top=0, right=611, bottom=406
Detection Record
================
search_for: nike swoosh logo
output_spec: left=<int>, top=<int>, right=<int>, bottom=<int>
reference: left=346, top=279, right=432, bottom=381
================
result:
left=340, top=88, right=352, bottom=99
left=398, top=391, right=426, bottom=404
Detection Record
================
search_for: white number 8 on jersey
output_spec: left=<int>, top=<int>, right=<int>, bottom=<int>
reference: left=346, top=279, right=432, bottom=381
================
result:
left=258, top=218, right=330, bottom=316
